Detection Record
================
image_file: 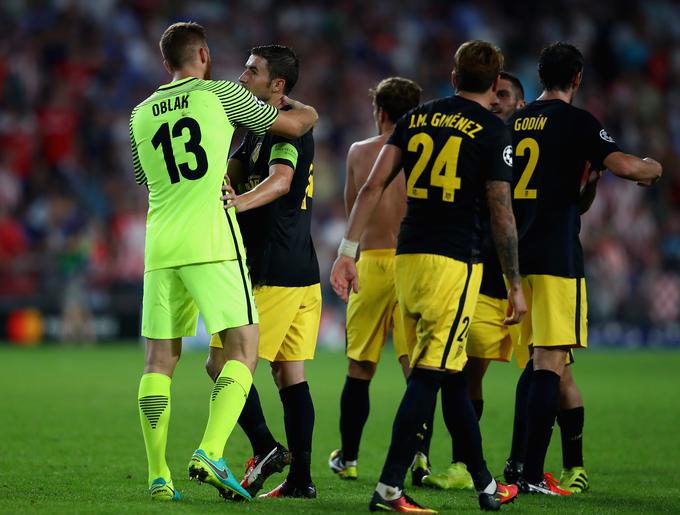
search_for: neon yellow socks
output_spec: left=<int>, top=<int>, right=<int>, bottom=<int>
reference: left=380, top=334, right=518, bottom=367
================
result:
left=139, top=361, right=252, bottom=480
left=199, top=360, right=252, bottom=460
left=138, top=373, right=172, bottom=485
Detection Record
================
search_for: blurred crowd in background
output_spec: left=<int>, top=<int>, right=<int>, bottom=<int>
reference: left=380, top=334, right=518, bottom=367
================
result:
left=1, top=0, right=679, bottom=345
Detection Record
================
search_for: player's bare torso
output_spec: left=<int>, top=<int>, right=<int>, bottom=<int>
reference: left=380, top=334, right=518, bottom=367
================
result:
left=347, top=134, right=406, bottom=251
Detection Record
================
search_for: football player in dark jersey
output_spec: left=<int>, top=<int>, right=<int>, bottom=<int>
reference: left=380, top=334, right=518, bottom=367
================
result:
left=506, top=42, right=661, bottom=496
left=208, top=45, right=320, bottom=499
left=331, top=40, right=525, bottom=513
left=423, top=71, right=527, bottom=491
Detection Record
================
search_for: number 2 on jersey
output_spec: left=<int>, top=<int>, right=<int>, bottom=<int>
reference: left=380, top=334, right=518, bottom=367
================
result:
left=513, top=137, right=539, bottom=199
left=406, top=133, right=462, bottom=202
left=152, top=117, right=208, bottom=184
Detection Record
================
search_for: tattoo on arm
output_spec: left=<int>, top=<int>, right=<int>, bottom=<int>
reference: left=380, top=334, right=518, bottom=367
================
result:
left=486, top=180, right=520, bottom=283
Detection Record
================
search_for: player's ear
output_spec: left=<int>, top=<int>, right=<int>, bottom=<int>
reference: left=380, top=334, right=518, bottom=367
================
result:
left=272, top=78, right=285, bottom=94
left=199, top=46, right=209, bottom=65
left=162, top=59, right=172, bottom=76
left=451, top=70, right=458, bottom=90
left=517, top=99, right=526, bottom=109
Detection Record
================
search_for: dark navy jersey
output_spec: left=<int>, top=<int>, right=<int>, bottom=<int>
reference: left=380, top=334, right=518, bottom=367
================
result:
left=231, top=123, right=318, bottom=287
left=388, top=95, right=513, bottom=263
left=509, top=100, right=620, bottom=277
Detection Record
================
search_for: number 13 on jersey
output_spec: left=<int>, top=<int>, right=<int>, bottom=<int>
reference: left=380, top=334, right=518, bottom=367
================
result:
left=406, top=133, right=462, bottom=202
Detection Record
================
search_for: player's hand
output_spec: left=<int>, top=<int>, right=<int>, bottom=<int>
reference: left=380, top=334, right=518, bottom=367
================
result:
left=221, top=182, right=240, bottom=211
left=504, top=285, right=527, bottom=325
left=637, top=157, right=662, bottom=186
left=330, top=255, right=359, bottom=303
left=279, top=95, right=308, bottom=111
left=278, top=95, right=295, bottom=109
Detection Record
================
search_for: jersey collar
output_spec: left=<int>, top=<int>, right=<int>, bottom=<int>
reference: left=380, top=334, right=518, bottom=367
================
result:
left=158, top=77, right=198, bottom=91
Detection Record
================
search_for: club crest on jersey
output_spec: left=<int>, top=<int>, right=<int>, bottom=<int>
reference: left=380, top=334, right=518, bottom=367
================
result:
left=503, top=145, right=513, bottom=166
left=250, top=142, right=262, bottom=163
left=599, top=129, right=615, bottom=143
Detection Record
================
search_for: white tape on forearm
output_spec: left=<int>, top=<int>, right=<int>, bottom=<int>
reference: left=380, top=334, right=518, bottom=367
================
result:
left=338, top=238, right=359, bottom=258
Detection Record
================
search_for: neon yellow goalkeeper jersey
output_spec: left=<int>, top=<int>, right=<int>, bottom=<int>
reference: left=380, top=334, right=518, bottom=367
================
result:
left=129, top=77, right=278, bottom=271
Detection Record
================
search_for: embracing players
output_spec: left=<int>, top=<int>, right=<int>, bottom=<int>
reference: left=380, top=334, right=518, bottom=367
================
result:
left=130, top=24, right=317, bottom=502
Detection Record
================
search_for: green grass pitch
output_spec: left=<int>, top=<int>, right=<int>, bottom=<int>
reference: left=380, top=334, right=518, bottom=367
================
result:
left=1, top=345, right=679, bottom=514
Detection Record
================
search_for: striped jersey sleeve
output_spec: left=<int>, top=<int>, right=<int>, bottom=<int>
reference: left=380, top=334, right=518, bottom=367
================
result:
left=203, top=80, right=278, bottom=135
left=129, top=107, right=147, bottom=186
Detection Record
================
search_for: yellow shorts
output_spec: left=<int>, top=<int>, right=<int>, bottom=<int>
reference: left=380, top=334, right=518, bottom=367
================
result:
left=142, top=259, right=257, bottom=339
left=466, top=294, right=519, bottom=362
left=210, top=283, right=321, bottom=362
left=346, top=249, right=408, bottom=363
left=518, top=274, right=588, bottom=352
left=395, top=254, right=482, bottom=371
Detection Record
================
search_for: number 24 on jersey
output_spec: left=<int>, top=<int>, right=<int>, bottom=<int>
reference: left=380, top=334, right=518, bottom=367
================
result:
left=406, top=133, right=462, bottom=202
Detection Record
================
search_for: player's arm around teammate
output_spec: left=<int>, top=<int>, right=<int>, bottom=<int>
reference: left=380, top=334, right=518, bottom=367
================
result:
left=267, top=96, right=318, bottom=139
left=602, top=152, right=661, bottom=185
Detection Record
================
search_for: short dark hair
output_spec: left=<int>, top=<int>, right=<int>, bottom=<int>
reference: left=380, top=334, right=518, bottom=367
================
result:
left=538, top=42, right=584, bottom=91
left=500, top=71, right=524, bottom=100
left=159, top=22, right=207, bottom=70
left=454, top=40, right=504, bottom=93
left=250, top=45, right=299, bottom=95
left=369, top=77, right=422, bottom=123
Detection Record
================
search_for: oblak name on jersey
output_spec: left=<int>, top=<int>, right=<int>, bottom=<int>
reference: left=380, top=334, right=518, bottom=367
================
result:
left=151, top=95, right=190, bottom=116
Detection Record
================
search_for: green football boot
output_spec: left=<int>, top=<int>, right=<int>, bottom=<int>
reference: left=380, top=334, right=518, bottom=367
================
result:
left=422, top=462, right=474, bottom=490
left=559, top=466, right=589, bottom=493
left=188, top=449, right=252, bottom=501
